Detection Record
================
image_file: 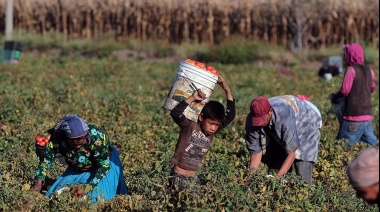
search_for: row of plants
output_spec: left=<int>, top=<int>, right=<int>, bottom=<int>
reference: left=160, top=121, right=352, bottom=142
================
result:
left=2, top=31, right=379, bottom=66
left=0, top=41, right=378, bottom=211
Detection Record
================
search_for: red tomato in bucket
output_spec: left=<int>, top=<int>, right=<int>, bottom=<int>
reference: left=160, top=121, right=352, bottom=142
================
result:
left=185, top=59, right=196, bottom=65
left=206, top=65, right=220, bottom=76
left=206, top=65, right=215, bottom=71
left=194, top=61, right=206, bottom=69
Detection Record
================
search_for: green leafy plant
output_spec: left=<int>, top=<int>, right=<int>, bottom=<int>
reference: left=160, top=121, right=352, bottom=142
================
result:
left=0, top=39, right=378, bottom=211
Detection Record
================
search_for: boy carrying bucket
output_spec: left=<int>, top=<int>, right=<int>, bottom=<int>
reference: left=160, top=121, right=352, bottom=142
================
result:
left=168, top=75, right=235, bottom=190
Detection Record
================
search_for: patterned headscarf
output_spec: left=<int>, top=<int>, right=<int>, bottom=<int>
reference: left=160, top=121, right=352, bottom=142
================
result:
left=347, top=148, right=379, bottom=188
left=49, top=114, right=89, bottom=138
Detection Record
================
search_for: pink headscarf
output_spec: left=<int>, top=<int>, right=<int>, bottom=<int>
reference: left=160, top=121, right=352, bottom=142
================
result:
left=343, top=43, right=364, bottom=66
left=347, top=148, right=379, bottom=188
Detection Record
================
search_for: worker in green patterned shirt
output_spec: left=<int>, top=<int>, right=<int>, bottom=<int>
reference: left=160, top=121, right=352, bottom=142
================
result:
left=31, top=114, right=128, bottom=203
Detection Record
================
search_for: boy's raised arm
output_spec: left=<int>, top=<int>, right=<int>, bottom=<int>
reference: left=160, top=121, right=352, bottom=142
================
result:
left=170, top=90, right=206, bottom=126
left=218, top=76, right=233, bottom=101
left=218, top=75, right=236, bottom=128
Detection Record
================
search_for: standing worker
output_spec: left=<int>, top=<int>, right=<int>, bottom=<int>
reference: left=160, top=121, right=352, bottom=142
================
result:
left=347, top=148, right=379, bottom=207
left=168, top=75, right=236, bottom=190
left=330, top=43, right=377, bottom=147
left=245, top=95, right=322, bottom=185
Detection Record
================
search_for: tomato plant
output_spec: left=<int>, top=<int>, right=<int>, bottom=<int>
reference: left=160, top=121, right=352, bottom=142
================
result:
left=0, top=50, right=377, bottom=211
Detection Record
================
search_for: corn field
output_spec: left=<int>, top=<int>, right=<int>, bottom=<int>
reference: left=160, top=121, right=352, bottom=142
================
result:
left=0, top=0, right=378, bottom=50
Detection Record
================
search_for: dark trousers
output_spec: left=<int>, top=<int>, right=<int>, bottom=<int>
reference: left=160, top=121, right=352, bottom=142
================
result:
left=168, top=170, right=201, bottom=191
left=261, top=141, right=314, bottom=184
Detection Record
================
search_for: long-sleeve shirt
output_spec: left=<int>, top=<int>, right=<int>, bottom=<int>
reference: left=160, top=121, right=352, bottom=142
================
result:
left=170, top=99, right=236, bottom=171
left=34, top=125, right=112, bottom=190
left=340, top=66, right=376, bottom=121
left=245, top=95, right=321, bottom=162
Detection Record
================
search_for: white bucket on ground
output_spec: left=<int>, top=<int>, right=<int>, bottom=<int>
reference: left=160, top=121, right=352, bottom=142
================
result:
left=163, top=61, right=219, bottom=122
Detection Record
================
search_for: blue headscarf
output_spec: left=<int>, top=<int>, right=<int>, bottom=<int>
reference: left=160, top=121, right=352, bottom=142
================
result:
left=48, top=114, right=89, bottom=138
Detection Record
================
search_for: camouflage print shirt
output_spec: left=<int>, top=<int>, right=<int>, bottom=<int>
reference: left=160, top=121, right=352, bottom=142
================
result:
left=245, top=95, right=321, bottom=162
left=34, top=125, right=112, bottom=189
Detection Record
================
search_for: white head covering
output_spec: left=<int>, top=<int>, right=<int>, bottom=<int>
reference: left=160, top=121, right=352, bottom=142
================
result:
left=347, top=148, right=379, bottom=187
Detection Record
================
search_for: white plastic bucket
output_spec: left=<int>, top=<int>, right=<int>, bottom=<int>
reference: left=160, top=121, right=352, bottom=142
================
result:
left=163, top=61, right=219, bottom=122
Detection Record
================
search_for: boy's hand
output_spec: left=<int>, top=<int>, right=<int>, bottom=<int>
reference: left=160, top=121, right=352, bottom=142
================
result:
left=217, top=75, right=228, bottom=90
left=193, top=89, right=206, bottom=101
left=186, top=89, right=206, bottom=104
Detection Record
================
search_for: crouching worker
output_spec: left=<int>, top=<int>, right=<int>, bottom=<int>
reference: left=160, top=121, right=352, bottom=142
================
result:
left=169, top=76, right=235, bottom=190
left=31, top=114, right=128, bottom=204
left=347, top=148, right=379, bottom=207
left=245, top=95, right=322, bottom=185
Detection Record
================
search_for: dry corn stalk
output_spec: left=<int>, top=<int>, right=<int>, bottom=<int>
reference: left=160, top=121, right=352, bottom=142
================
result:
left=0, top=0, right=377, bottom=48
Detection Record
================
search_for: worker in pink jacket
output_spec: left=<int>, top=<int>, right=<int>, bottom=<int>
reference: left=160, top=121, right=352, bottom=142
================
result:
left=330, top=43, right=377, bottom=147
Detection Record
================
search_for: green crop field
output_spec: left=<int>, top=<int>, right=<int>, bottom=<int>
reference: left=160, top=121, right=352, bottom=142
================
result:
left=0, top=44, right=378, bottom=211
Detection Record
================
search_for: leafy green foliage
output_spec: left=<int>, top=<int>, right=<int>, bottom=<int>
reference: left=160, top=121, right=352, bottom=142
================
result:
left=195, top=38, right=263, bottom=64
left=0, top=45, right=378, bottom=211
